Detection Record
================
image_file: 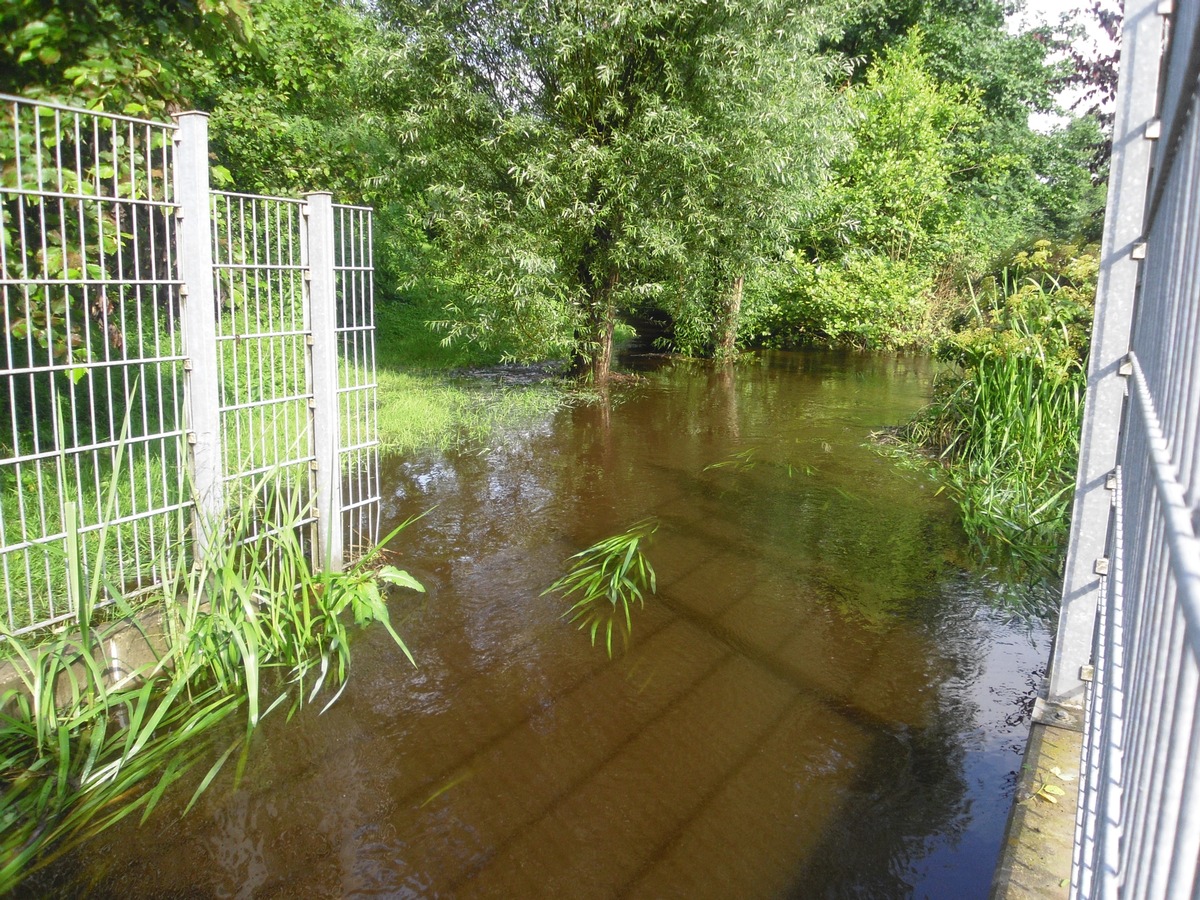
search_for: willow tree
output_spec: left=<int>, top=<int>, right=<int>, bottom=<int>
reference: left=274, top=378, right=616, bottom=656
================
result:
left=391, top=0, right=847, bottom=380
left=664, top=29, right=849, bottom=359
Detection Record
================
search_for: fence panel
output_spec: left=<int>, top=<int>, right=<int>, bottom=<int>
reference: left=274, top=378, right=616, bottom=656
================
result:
left=1066, top=3, right=1200, bottom=895
left=334, top=203, right=380, bottom=558
left=210, top=190, right=315, bottom=542
left=0, top=95, right=188, bottom=635
left=0, top=95, right=380, bottom=635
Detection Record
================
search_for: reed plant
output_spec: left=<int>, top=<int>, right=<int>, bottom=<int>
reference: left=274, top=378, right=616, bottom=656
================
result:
left=543, top=518, right=658, bottom=657
left=163, top=484, right=423, bottom=725
left=0, top=616, right=243, bottom=891
left=896, top=241, right=1097, bottom=579
left=1, top=448, right=424, bottom=891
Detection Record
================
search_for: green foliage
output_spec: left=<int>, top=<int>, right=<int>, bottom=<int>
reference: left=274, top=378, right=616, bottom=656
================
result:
left=0, top=622, right=242, bottom=894
left=759, top=253, right=935, bottom=349
left=388, top=0, right=850, bottom=377
left=763, top=33, right=977, bottom=348
left=0, top=460, right=424, bottom=891
left=0, top=0, right=253, bottom=111
left=543, top=518, right=659, bottom=657
left=0, top=99, right=177, bottom=447
left=834, top=0, right=1062, bottom=123
left=833, top=32, right=982, bottom=265
left=164, top=486, right=423, bottom=725
left=3, top=0, right=1109, bottom=370
left=898, top=241, right=1097, bottom=571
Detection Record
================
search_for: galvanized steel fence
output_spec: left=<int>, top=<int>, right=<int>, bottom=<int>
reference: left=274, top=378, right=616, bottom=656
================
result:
left=1048, top=1, right=1200, bottom=895
left=0, top=95, right=380, bottom=636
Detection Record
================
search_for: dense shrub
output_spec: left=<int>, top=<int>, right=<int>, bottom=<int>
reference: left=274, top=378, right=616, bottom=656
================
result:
left=898, top=240, right=1098, bottom=574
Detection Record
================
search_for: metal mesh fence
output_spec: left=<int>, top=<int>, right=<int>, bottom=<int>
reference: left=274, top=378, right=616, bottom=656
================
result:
left=1064, top=2, right=1200, bottom=895
left=334, top=203, right=380, bottom=558
left=0, top=95, right=188, bottom=634
left=0, top=96, right=380, bottom=635
left=210, top=191, right=315, bottom=541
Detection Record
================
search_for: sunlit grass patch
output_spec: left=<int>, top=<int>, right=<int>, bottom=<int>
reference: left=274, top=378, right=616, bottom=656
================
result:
left=375, top=369, right=565, bottom=455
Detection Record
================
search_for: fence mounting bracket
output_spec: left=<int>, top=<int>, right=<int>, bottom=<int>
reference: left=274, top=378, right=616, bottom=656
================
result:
left=1032, top=697, right=1084, bottom=732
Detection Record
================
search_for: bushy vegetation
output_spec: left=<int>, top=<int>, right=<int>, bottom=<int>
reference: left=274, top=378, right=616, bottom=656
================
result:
left=0, top=474, right=424, bottom=893
left=2, top=0, right=1110, bottom=377
left=893, top=241, right=1097, bottom=572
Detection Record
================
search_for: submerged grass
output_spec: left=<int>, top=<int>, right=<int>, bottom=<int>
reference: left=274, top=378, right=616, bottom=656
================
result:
left=374, top=299, right=569, bottom=455
left=543, top=518, right=659, bottom=657
left=0, top=455, right=424, bottom=892
left=376, top=369, right=565, bottom=455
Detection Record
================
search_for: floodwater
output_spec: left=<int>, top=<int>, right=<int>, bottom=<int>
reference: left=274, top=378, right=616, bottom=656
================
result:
left=49, top=350, right=1048, bottom=898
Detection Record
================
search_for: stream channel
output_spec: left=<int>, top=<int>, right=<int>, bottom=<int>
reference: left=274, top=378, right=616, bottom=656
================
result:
left=54, top=349, right=1050, bottom=898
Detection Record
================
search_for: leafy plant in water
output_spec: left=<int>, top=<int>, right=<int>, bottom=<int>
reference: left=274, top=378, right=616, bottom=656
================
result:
left=893, top=240, right=1097, bottom=585
left=165, top=484, right=425, bottom=725
left=1, top=407, right=244, bottom=891
left=703, top=448, right=758, bottom=472
left=543, top=518, right=659, bottom=657
left=1, top=432, right=424, bottom=891
left=0, top=623, right=243, bottom=892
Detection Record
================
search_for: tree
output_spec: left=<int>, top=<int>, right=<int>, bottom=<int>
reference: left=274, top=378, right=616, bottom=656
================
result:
left=762, top=32, right=982, bottom=348
left=663, top=35, right=849, bottom=359
left=828, top=0, right=1105, bottom=252
left=387, top=0, right=847, bottom=381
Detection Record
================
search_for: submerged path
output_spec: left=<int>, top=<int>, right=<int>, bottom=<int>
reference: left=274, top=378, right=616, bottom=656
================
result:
left=49, top=351, right=1049, bottom=898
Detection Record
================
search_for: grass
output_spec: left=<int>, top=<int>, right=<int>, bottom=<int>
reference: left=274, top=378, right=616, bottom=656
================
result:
left=372, top=297, right=572, bottom=455
left=1, top=383, right=316, bottom=635
left=375, top=369, right=566, bottom=455
left=0, top=623, right=243, bottom=892
left=898, top=356, right=1084, bottom=574
left=542, top=518, right=659, bottom=657
left=0, top=462, right=424, bottom=893
left=375, top=297, right=510, bottom=371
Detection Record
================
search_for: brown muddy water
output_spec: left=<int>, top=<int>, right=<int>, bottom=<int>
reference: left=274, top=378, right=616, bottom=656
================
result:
left=43, top=350, right=1048, bottom=898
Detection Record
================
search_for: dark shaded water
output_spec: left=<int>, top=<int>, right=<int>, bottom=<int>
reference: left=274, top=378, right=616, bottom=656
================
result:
left=52, top=350, right=1047, bottom=898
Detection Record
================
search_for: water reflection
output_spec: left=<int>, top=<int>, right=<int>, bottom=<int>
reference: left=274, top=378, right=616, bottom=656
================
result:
left=44, top=350, right=1047, bottom=899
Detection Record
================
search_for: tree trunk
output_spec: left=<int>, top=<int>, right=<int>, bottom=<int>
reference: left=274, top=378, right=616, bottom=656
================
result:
left=580, top=293, right=616, bottom=383
left=717, top=275, right=744, bottom=360
left=571, top=246, right=619, bottom=383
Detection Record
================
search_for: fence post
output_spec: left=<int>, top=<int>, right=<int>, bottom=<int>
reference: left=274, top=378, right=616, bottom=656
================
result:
left=305, top=192, right=344, bottom=572
left=174, top=112, right=224, bottom=558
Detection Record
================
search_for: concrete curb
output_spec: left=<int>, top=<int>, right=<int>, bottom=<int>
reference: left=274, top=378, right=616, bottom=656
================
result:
left=0, top=608, right=175, bottom=708
left=991, top=714, right=1083, bottom=898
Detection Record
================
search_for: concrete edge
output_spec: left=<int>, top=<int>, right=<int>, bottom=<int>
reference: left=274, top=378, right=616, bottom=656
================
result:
left=1, top=607, right=174, bottom=709
left=990, top=714, right=1084, bottom=899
